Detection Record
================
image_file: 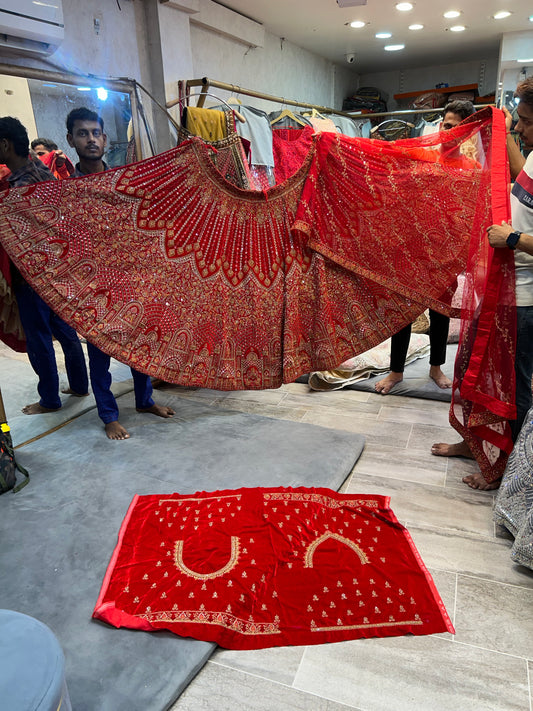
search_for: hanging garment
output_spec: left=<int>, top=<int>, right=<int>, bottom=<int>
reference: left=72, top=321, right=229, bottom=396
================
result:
left=272, top=125, right=314, bottom=184
left=333, top=116, right=371, bottom=139
left=182, top=106, right=227, bottom=141
left=493, top=406, right=533, bottom=571
left=0, top=108, right=513, bottom=482
left=93, top=486, right=455, bottom=649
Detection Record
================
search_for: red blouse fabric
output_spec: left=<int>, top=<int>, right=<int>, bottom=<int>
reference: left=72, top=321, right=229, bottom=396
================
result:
left=0, top=107, right=514, bottom=481
left=93, top=487, right=454, bottom=649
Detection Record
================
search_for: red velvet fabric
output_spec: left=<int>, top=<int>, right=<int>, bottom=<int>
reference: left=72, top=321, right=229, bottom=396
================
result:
left=0, top=107, right=514, bottom=480
left=93, top=487, right=454, bottom=649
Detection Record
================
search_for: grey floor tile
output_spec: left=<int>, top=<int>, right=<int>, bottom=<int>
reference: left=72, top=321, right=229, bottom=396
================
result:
left=280, top=390, right=383, bottom=415
left=366, top=392, right=451, bottom=412
left=301, top=411, right=411, bottom=448
left=212, top=644, right=305, bottom=686
left=171, top=660, right=358, bottom=710
left=377, top=404, right=450, bottom=428
left=454, top=575, right=533, bottom=659
left=407, top=422, right=458, bottom=453
left=293, top=635, right=530, bottom=711
left=407, top=526, right=533, bottom=589
left=346, top=473, right=496, bottom=537
left=353, top=443, right=446, bottom=486
left=207, top=399, right=309, bottom=422
left=213, top=388, right=287, bottom=405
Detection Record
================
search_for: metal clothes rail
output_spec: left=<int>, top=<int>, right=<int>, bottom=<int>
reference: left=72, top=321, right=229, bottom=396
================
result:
left=168, top=77, right=494, bottom=121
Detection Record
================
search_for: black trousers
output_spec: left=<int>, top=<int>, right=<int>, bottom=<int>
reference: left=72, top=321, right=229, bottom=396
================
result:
left=390, top=309, right=450, bottom=373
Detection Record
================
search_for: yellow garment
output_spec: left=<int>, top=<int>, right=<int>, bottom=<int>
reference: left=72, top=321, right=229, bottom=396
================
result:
left=185, top=107, right=227, bottom=141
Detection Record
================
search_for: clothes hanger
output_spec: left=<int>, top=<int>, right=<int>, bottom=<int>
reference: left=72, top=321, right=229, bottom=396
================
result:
left=177, top=91, right=246, bottom=123
left=270, top=107, right=308, bottom=127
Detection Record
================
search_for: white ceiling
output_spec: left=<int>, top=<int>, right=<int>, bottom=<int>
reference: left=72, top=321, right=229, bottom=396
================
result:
left=217, top=0, right=533, bottom=74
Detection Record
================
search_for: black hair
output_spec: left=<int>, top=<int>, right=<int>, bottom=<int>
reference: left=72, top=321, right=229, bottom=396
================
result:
left=31, top=137, right=58, bottom=151
left=442, top=100, right=475, bottom=121
left=515, top=78, right=533, bottom=109
left=66, top=107, right=104, bottom=134
left=0, top=116, right=30, bottom=157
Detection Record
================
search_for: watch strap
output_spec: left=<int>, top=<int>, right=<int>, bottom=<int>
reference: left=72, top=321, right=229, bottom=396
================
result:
left=506, top=231, right=521, bottom=250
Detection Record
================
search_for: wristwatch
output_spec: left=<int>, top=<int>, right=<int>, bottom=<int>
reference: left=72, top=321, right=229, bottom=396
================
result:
left=506, top=231, right=522, bottom=250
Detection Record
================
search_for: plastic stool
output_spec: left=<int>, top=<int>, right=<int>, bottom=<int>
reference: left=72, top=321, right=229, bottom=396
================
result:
left=0, top=610, right=72, bottom=711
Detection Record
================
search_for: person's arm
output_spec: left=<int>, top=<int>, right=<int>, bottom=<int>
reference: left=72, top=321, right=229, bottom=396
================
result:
left=487, top=221, right=533, bottom=256
left=502, top=107, right=526, bottom=181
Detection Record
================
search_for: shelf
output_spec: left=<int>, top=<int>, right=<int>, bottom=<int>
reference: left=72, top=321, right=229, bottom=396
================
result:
left=393, top=83, right=478, bottom=101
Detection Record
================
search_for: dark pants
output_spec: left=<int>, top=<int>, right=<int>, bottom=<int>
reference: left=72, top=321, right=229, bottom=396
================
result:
left=390, top=309, right=450, bottom=373
left=87, top=342, right=154, bottom=424
left=14, top=281, right=88, bottom=409
left=511, top=305, right=533, bottom=441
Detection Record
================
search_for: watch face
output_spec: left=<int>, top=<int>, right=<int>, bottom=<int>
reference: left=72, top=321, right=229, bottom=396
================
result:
left=506, top=232, right=520, bottom=249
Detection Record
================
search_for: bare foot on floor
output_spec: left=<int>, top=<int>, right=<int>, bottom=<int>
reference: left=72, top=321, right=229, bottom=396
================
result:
left=375, top=372, right=403, bottom=394
left=61, top=388, right=89, bottom=397
left=105, top=421, right=130, bottom=440
left=22, top=402, right=61, bottom=415
left=462, top=472, right=501, bottom=491
left=429, top=366, right=452, bottom=389
left=431, top=441, right=474, bottom=459
left=136, top=403, right=175, bottom=418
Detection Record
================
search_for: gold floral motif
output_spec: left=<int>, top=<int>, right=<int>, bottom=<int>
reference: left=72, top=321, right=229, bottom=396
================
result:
left=304, top=532, right=369, bottom=568
left=174, top=537, right=240, bottom=580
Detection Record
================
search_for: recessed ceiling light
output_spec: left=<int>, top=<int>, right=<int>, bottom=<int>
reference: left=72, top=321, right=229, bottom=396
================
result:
left=375, top=32, right=392, bottom=38
left=396, top=3, right=413, bottom=11
left=77, top=87, right=91, bottom=91
left=529, top=15, right=533, bottom=22
left=443, top=10, right=461, bottom=19
left=450, top=25, right=466, bottom=31
left=517, top=58, right=533, bottom=63
left=493, top=11, right=511, bottom=20
left=385, top=44, right=405, bottom=51
left=409, top=24, right=424, bottom=30
left=349, top=20, right=365, bottom=28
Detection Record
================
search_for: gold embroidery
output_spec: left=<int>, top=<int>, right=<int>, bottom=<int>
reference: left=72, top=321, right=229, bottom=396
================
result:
left=139, top=609, right=281, bottom=636
left=304, top=532, right=369, bottom=568
left=311, top=620, right=423, bottom=632
left=174, top=537, right=240, bottom=580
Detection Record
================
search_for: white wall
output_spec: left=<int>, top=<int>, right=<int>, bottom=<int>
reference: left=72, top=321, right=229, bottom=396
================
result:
left=359, top=57, right=499, bottom=112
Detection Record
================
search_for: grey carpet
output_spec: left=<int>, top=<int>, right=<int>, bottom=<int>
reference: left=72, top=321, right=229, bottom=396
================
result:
left=0, top=388, right=365, bottom=711
left=298, top=344, right=458, bottom=402
left=1, top=355, right=134, bottom=446
left=346, top=344, right=457, bottom=401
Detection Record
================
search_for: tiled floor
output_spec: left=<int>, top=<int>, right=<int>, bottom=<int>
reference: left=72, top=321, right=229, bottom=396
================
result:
left=165, top=381, right=533, bottom=711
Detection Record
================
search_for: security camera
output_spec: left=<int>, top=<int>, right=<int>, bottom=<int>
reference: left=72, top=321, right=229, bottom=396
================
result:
left=345, top=53, right=356, bottom=64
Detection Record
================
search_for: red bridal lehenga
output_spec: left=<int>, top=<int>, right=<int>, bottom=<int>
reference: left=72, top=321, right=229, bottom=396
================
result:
left=93, top=486, right=455, bottom=648
left=0, top=107, right=515, bottom=481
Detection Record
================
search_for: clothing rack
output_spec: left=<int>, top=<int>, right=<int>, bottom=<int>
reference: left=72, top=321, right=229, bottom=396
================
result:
left=170, top=77, right=494, bottom=121
left=169, top=77, right=357, bottom=118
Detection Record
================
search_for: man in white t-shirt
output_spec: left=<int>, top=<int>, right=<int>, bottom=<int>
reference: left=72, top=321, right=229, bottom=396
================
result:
left=432, top=78, right=533, bottom=489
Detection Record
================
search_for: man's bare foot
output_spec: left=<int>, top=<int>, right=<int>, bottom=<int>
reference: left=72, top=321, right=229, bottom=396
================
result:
left=431, top=441, right=474, bottom=459
left=462, top=472, right=501, bottom=491
left=22, top=402, right=61, bottom=415
left=429, top=366, right=452, bottom=389
left=105, top=421, right=130, bottom=440
left=375, top=372, right=403, bottom=394
left=136, top=403, right=175, bottom=418
left=61, top=388, right=89, bottom=397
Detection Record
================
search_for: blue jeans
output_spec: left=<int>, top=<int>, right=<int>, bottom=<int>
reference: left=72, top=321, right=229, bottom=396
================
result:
left=87, top=342, right=154, bottom=424
left=15, top=282, right=88, bottom=409
left=512, top=305, right=533, bottom=441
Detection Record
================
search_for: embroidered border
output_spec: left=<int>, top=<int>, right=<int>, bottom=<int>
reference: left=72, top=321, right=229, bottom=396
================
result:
left=174, top=537, right=240, bottom=580
left=304, top=532, right=369, bottom=568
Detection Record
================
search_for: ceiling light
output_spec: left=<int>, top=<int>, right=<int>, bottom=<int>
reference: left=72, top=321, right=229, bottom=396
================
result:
left=375, top=32, right=392, bottom=38
left=450, top=25, right=465, bottom=31
left=493, top=11, right=511, bottom=19
left=385, top=44, right=405, bottom=51
left=517, top=58, right=533, bottom=63
left=409, top=24, right=424, bottom=30
left=443, top=10, right=461, bottom=19
left=77, top=87, right=91, bottom=91
left=349, top=21, right=366, bottom=28
left=396, top=3, right=413, bottom=11
left=529, top=15, right=533, bottom=22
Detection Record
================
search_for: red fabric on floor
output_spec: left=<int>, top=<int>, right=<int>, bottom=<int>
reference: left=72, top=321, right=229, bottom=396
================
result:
left=93, top=487, right=454, bottom=649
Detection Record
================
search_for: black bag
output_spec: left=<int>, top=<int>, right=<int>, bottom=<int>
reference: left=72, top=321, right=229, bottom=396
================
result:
left=0, top=427, right=29, bottom=494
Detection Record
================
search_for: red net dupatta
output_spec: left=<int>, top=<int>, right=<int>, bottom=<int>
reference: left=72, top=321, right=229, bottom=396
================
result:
left=93, top=487, right=454, bottom=649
